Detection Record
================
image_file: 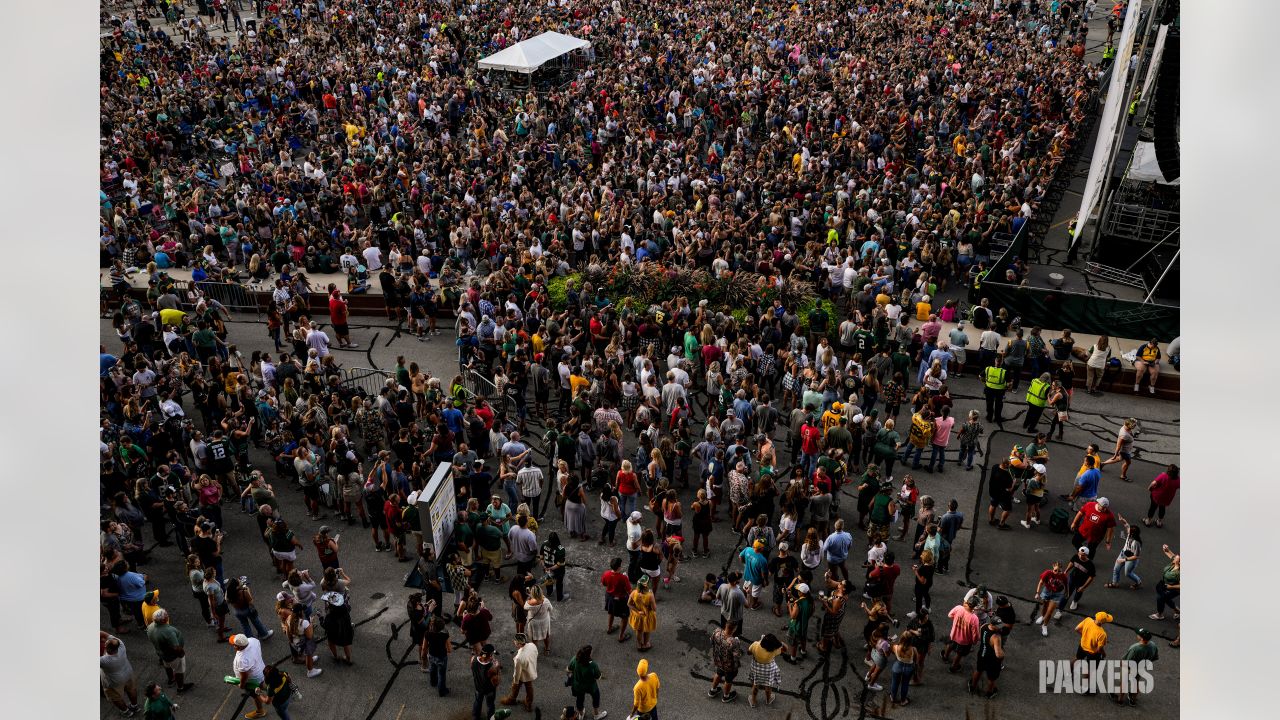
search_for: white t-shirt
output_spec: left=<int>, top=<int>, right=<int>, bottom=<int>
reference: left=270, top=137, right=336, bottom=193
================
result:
left=233, top=637, right=266, bottom=680
left=306, top=329, right=331, bottom=357
left=362, top=246, right=383, bottom=271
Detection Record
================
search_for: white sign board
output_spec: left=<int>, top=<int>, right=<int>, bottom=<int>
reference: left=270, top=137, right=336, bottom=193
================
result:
left=418, top=462, right=456, bottom=555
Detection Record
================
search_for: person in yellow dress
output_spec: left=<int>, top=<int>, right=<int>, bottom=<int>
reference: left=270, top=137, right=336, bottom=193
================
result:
left=628, top=575, right=658, bottom=651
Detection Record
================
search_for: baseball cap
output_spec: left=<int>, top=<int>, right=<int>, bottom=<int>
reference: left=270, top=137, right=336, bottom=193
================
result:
left=778, top=542, right=790, bottom=551
left=232, top=634, right=250, bottom=648
left=1032, top=463, right=1046, bottom=474
left=630, top=511, right=643, bottom=522
left=1078, top=546, right=1090, bottom=556
left=481, top=643, right=496, bottom=655
left=1137, top=628, right=1153, bottom=641
left=795, top=583, right=810, bottom=594
left=1096, top=497, right=1110, bottom=508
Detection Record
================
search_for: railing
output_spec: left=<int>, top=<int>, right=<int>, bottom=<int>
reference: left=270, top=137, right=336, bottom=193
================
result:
left=191, top=280, right=264, bottom=317
left=337, top=367, right=394, bottom=397
left=465, top=367, right=509, bottom=418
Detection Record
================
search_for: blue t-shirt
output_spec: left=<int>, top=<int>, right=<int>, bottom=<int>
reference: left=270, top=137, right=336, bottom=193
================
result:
left=100, top=353, right=118, bottom=377
left=739, top=548, right=768, bottom=585
left=1075, top=469, right=1102, bottom=498
left=823, top=531, right=853, bottom=562
left=118, top=571, right=147, bottom=602
left=442, top=407, right=465, bottom=435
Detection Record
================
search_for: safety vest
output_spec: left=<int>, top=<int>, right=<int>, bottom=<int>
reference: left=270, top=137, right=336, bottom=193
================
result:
left=1103, top=46, right=1116, bottom=61
left=1026, top=378, right=1050, bottom=407
left=983, top=366, right=1007, bottom=391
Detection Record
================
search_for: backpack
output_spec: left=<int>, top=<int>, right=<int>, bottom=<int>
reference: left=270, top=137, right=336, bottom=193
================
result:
left=1048, top=507, right=1071, bottom=534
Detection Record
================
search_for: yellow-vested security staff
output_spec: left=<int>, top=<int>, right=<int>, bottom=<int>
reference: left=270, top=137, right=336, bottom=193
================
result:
left=981, top=353, right=1012, bottom=426
left=1022, top=372, right=1053, bottom=432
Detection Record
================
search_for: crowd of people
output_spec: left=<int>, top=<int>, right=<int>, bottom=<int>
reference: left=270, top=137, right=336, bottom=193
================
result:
left=98, top=0, right=1180, bottom=718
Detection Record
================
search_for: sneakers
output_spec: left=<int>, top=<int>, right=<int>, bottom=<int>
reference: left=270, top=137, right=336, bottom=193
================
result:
left=245, top=711, right=269, bottom=719
left=708, top=688, right=720, bottom=698
left=1041, top=625, right=1048, bottom=637
left=595, top=713, right=608, bottom=719
left=1031, top=517, right=1040, bottom=525
left=307, top=668, right=323, bottom=678
left=1053, top=610, right=1063, bottom=620
left=1069, top=601, right=1078, bottom=611
left=1020, top=520, right=1031, bottom=529
left=1033, top=615, right=1044, bottom=625
left=722, top=690, right=738, bottom=703
left=262, top=630, right=274, bottom=640
left=867, top=683, right=883, bottom=691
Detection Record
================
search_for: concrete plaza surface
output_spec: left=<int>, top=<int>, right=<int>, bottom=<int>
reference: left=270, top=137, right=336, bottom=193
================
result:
left=100, top=312, right=1179, bottom=720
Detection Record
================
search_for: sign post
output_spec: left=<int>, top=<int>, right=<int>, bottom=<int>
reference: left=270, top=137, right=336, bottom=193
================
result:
left=417, top=462, right=456, bottom=556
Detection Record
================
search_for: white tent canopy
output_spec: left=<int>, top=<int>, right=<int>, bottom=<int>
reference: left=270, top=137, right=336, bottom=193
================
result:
left=476, top=31, right=590, bottom=74
left=1127, top=141, right=1180, bottom=186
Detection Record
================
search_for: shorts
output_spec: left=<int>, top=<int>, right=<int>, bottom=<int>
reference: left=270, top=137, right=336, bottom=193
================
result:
left=1039, top=589, right=1065, bottom=604
left=162, top=655, right=187, bottom=674
left=606, top=596, right=630, bottom=619
left=1024, top=492, right=1044, bottom=506
left=977, top=654, right=1002, bottom=680
left=103, top=678, right=137, bottom=704
left=742, top=581, right=761, bottom=599
left=411, top=531, right=423, bottom=549
left=480, top=548, right=502, bottom=569
left=334, top=323, right=350, bottom=336
left=1076, top=647, right=1104, bottom=662
left=949, top=641, right=973, bottom=657
left=272, top=549, right=298, bottom=563
left=1119, top=451, right=1132, bottom=461
left=989, top=495, right=1012, bottom=512
left=714, top=665, right=739, bottom=683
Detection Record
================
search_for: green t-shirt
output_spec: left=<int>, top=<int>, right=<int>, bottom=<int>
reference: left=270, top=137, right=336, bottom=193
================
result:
left=192, top=328, right=217, bottom=349
left=684, top=332, right=700, bottom=361
left=144, top=693, right=177, bottom=720
left=870, top=493, right=893, bottom=524
left=1122, top=641, right=1159, bottom=663
left=146, top=622, right=184, bottom=661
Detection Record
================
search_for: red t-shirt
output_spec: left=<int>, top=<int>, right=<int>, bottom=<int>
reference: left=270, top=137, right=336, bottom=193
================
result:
left=800, top=424, right=822, bottom=455
left=1039, top=569, right=1067, bottom=594
left=1076, top=502, right=1117, bottom=542
left=329, top=296, right=349, bottom=325
left=601, top=569, right=632, bottom=599
left=617, top=471, right=639, bottom=496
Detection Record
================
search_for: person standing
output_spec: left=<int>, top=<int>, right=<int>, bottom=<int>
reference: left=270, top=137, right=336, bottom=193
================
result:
left=327, top=289, right=358, bottom=349
left=1072, top=611, right=1114, bottom=685
left=707, top=623, right=743, bottom=703
left=141, top=684, right=178, bottom=720
left=145, top=610, right=194, bottom=693
left=1022, top=373, right=1051, bottom=432
left=632, top=659, right=661, bottom=720
left=1084, top=336, right=1111, bottom=395
left=470, top=644, right=502, bottom=720
left=566, top=645, right=607, bottom=720
left=423, top=615, right=453, bottom=697
left=500, top=633, right=539, bottom=711
left=256, top=665, right=299, bottom=720
left=986, top=458, right=1015, bottom=530
left=628, top=576, right=658, bottom=651
left=888, top=630, right=919, bottom=707
left=980, top=354, right=1009, bottom=426
left=785, top=582, right=814, bottom=662
left=968, top=616, right=1005, bottom=699
left=1033, top=561, right=1069, bottom=636
left=601, top=557, right=633, bottom=642
left=747, top=633, right=785, bottom=708
left=1070, top=497, right=1117, bottom=558
left=1113, top=628, right=1159, bottom=706
left=231, top=634, right=270, bottom=719
left=1143, top=465, right=1179, bottom=528
left=940, top=598, right=980, bottom=673
left=100, top=633, right=140, bottom=717
left=1148, top=544, right=1181, bottom=621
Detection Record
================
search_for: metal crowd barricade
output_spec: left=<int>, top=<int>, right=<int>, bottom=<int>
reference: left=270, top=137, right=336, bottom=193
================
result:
left=191, top=280, right=264, bottom=318
left=466, top=368, right=509, bottom=417
left=338, top=367, right=394, bottom=397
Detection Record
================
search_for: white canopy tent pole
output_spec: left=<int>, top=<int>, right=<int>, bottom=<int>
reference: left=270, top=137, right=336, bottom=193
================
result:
left=1070, top=0, right=1144, bottom=258
left=1142, top=248, right=1179, bottom=304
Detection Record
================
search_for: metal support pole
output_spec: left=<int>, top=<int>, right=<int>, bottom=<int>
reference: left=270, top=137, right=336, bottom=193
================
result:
left=1142, top=248, right=1180, bottom=304
left=1124, top=225, right=1181, bottom=272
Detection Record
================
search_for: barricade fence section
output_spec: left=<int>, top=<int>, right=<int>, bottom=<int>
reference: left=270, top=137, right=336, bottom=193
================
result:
left=191, top=280, right=264, bottom=318
left=337, top=367, right=394, bottom=397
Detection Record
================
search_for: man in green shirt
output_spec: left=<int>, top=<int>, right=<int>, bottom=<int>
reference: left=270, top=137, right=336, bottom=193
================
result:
left=146, top=610, right=193, bottom=692
left=142, top=683, right=178, bottom=720
left=1113, top=628, right=1159, bottom=706
left=191, top=321, right=220, bottom=364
